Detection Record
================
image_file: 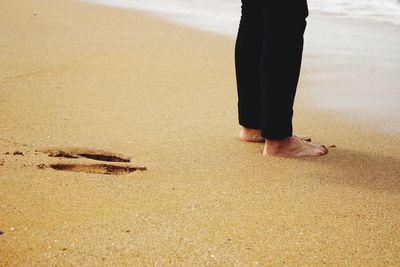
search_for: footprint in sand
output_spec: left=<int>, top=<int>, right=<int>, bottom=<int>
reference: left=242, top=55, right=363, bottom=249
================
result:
left=39, top=148, right=146, bottom=175
left=41, top=147, right=132, bottom=162
left=49, top=163, right=146, bottom=175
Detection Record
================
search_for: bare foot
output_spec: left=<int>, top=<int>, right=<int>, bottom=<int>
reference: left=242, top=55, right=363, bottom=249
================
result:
left=239, top=128, right=264, bottom=143
left=239, top=128, right=312, bottom=143
left=263, top=135, right=328, bottom=157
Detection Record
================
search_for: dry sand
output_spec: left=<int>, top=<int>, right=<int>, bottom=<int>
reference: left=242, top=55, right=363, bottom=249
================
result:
left=1, top=0, right=399, bottom=265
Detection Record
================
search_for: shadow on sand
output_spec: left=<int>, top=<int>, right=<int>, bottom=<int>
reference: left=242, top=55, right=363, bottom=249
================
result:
left=296, top=148, right=400, bottom=194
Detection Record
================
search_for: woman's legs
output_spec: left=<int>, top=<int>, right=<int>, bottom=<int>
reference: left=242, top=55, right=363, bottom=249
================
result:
left=235, top=0, right=328, bottom=157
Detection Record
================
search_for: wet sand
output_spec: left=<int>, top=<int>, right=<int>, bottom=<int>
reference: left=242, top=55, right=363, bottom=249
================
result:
left=302, top=13, right=400, bottom=134
left=1, top=0, right=400, bottom=265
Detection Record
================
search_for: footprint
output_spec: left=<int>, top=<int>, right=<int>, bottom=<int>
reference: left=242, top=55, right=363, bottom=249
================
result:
left=49, top=163, right=146, bottom=175
left=39, top=147, right=146, bottom=175
left=41, top=148, right=131, bottom=162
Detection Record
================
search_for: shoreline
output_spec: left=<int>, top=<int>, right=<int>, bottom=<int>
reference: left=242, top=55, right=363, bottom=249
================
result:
left=302, top=13, right=400, bottom=134
left=82, top=0, right=400, bottom=31
left=1, top=0, right=400, bottom=265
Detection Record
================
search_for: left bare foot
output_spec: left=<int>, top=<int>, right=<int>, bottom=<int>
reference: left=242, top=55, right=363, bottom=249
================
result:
left=239, top=128, right=264, bottom=143
left=239, top=127, right=312, bottom=143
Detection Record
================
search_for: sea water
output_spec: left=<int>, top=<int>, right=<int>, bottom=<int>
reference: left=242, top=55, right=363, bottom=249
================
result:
left=84, top=0, right=400, bottom=35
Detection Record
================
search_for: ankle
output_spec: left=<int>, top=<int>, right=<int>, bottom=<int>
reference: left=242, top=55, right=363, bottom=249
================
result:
left=241, top=127, right=260, bottom=134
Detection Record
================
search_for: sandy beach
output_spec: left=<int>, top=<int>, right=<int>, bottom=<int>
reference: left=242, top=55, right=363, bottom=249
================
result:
left=1, top=0, right=400, bottom=265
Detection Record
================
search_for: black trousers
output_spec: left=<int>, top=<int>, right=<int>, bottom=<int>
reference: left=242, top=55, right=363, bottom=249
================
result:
left=235, top=0, right=308, bottom=140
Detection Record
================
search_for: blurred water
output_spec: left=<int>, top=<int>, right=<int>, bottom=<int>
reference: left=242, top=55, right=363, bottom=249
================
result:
left=85, top=0, right=400, bottom=36
left=85, top=0, right=241, bottom=35
left=310, top=0, right=400, bottom=25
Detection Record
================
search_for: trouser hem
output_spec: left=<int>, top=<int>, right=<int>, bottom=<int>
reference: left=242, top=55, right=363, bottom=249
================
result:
left=239, top=121, right=261, bottom=130
left=261, top=128, right=292, bottom=140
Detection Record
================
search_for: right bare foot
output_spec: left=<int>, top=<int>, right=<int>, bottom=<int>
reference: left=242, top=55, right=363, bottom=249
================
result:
left=263, top=135, right=328, bottom=157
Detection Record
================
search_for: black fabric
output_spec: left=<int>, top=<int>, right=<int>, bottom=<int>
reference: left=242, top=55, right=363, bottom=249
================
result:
left=235, top=0, right=308, bottom=140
